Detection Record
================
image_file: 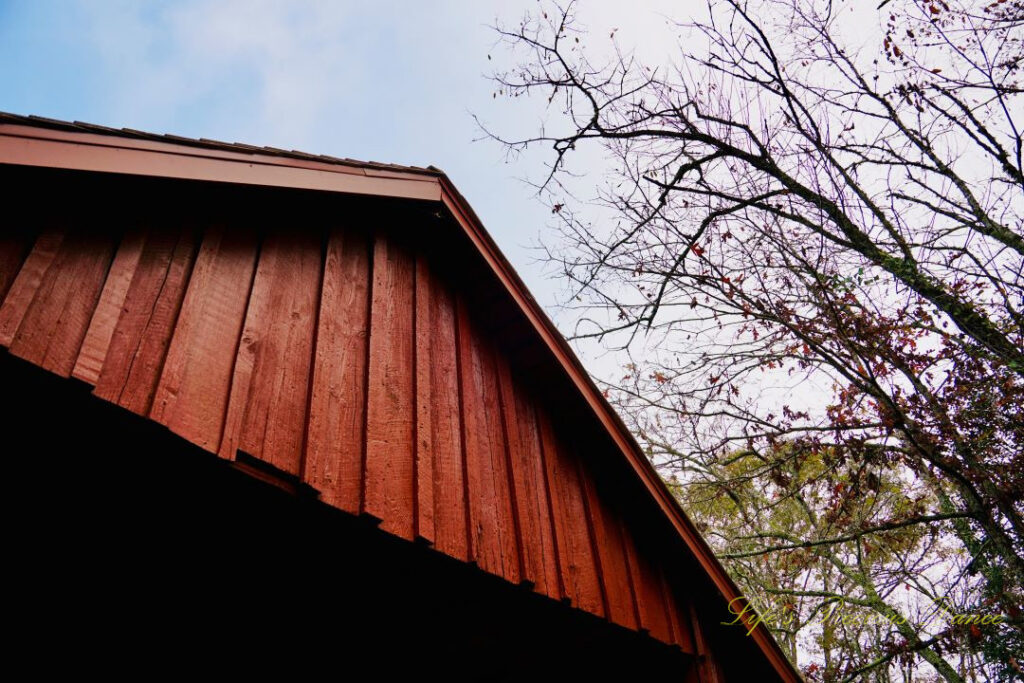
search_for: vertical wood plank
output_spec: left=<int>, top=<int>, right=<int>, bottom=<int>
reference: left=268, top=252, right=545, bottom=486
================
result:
left=73, top=229, right=147, bottom=385
left=455, top=295, right=482, bottom=565
left=577, top=458, right=612, bottom=620
left=688, top=600, right=724, bottom=683
left=8, top=232, right=116, bottom=377
left=218, top=228, right=322, bottom=475
left=0, top=227, right=36, bottom=304
left=427, top=271, right=468, bottom=561
left=150, top=225, right=259, bottom=452
left=0, top=230, right=64, bottom=347
left=413, top=253, right=435, bottom=544
left=494, top=353, right=527, bottom=585
left=662, top=569, right=695, bottom=652
left=536, top=408, right=604, bottom=616
left=479, top=336, right=521, bottom=584
left=496, top=355, right=557, bottom=592
left=93, top=226, right=199, bottom=415
left=456, top=296, right=520, bottom=580
left=622, top=522, right=674, bottom=643
left=506, top=375, right=563, bottom=600
left=303, top=226, right=372, bottom=514
left=454, top=295, right=476, bottom=562
left=617, top=514, right=646, bottom=633
left=689, top=600, right=707, bottom=658
left=580, top=463, right=640, bottom=629
left=363, top=232, right=415, bottom=540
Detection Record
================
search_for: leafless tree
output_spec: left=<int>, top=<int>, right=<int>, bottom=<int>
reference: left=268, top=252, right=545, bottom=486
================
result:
left=487, top=0, right=1023, bottom=680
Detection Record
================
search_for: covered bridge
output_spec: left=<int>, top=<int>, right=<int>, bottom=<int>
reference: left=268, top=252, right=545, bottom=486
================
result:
left=0, top=113, right=800, bottom=680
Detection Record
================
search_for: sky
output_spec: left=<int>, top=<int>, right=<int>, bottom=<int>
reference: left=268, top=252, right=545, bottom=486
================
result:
left=0, top=0, right=680, bottom=366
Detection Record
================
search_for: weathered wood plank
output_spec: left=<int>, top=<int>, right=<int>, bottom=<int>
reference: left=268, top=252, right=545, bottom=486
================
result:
left=662, top=568, right=695, bottom=652
left=623, top=523, right=674, bottom=643
left=456, top=295, right=520, bottom=580
left=536, top=409, right=604, bottom=616
left=0, top=230, right=64, bottom=347
left=303, top=226, right=372, bottom=513
left=580, top=462, right=639, bottom=629
left=413, top=253, right=435, bottom=544
left=427, top=269, right=468, bottom=561
left=494, top=353, right=528, bottom=585
left=0, top=227, right=36, bottom=304
left=505, top=371, right=563, bottom=599
left=688, top=600, right=724, bottom=682
left=150, top=225, right=259, bottom=451
left=363, top=232, right=416, bottom=539
left=219, top=228, right=322, bottom=475
left=8, top=232, right=116, bottom=377
left=94, top=226, right=199, bottom=415
left=478, top=333, right=521, bottom=584
left=72, top=229, right=147, bottom=385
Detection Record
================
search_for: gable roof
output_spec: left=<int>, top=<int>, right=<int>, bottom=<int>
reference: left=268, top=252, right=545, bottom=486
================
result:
left=0, top=111, right=801, bottom=682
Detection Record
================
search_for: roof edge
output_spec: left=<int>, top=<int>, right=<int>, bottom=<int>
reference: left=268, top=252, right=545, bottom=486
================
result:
left=0, top=111, right=443, bottom=177
left=438, top=176, right=803, bottom=683
left=0, top=118, right=442, bottom=202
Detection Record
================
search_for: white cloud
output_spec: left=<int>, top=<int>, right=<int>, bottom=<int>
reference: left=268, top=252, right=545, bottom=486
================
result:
left=59, top=0, right=702, bottom=342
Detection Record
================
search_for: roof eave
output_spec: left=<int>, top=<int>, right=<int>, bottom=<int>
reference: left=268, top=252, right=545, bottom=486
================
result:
left=0, top=121, right=443, bottom=201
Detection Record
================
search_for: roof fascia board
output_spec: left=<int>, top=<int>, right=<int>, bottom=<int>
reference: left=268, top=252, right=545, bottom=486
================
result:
left=0, top=124, right=442, bottom=201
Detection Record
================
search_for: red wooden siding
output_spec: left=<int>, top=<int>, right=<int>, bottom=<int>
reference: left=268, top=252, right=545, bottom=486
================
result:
left=150, top=225, right=260, bottom=450
left=0, top=230, right=64, bottom=347
left=423, top=268, right=468, bottom=561
left=3, top=229, right=115, bottom=377
left=0, top=226, right=41, bottom=315
left=0, top=215, right=699, bottom=655
left=580, top=461, right=640, bottom=629
left=457, top=297, right=521, bottom=582
left=220, top=227, right=323, bottom=475
left=73, top=227, right=147, bottom=385
left=413, top=254, right=435, bottom=543
left=364, top=234, right=416, bottom=539
left=304, top=226, right=372, bottom=513
left=92, top=225, right=198, bottom=414
left=502, top=364, right=562, bottom=599
left=537, top=410, right=605, bottom=615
